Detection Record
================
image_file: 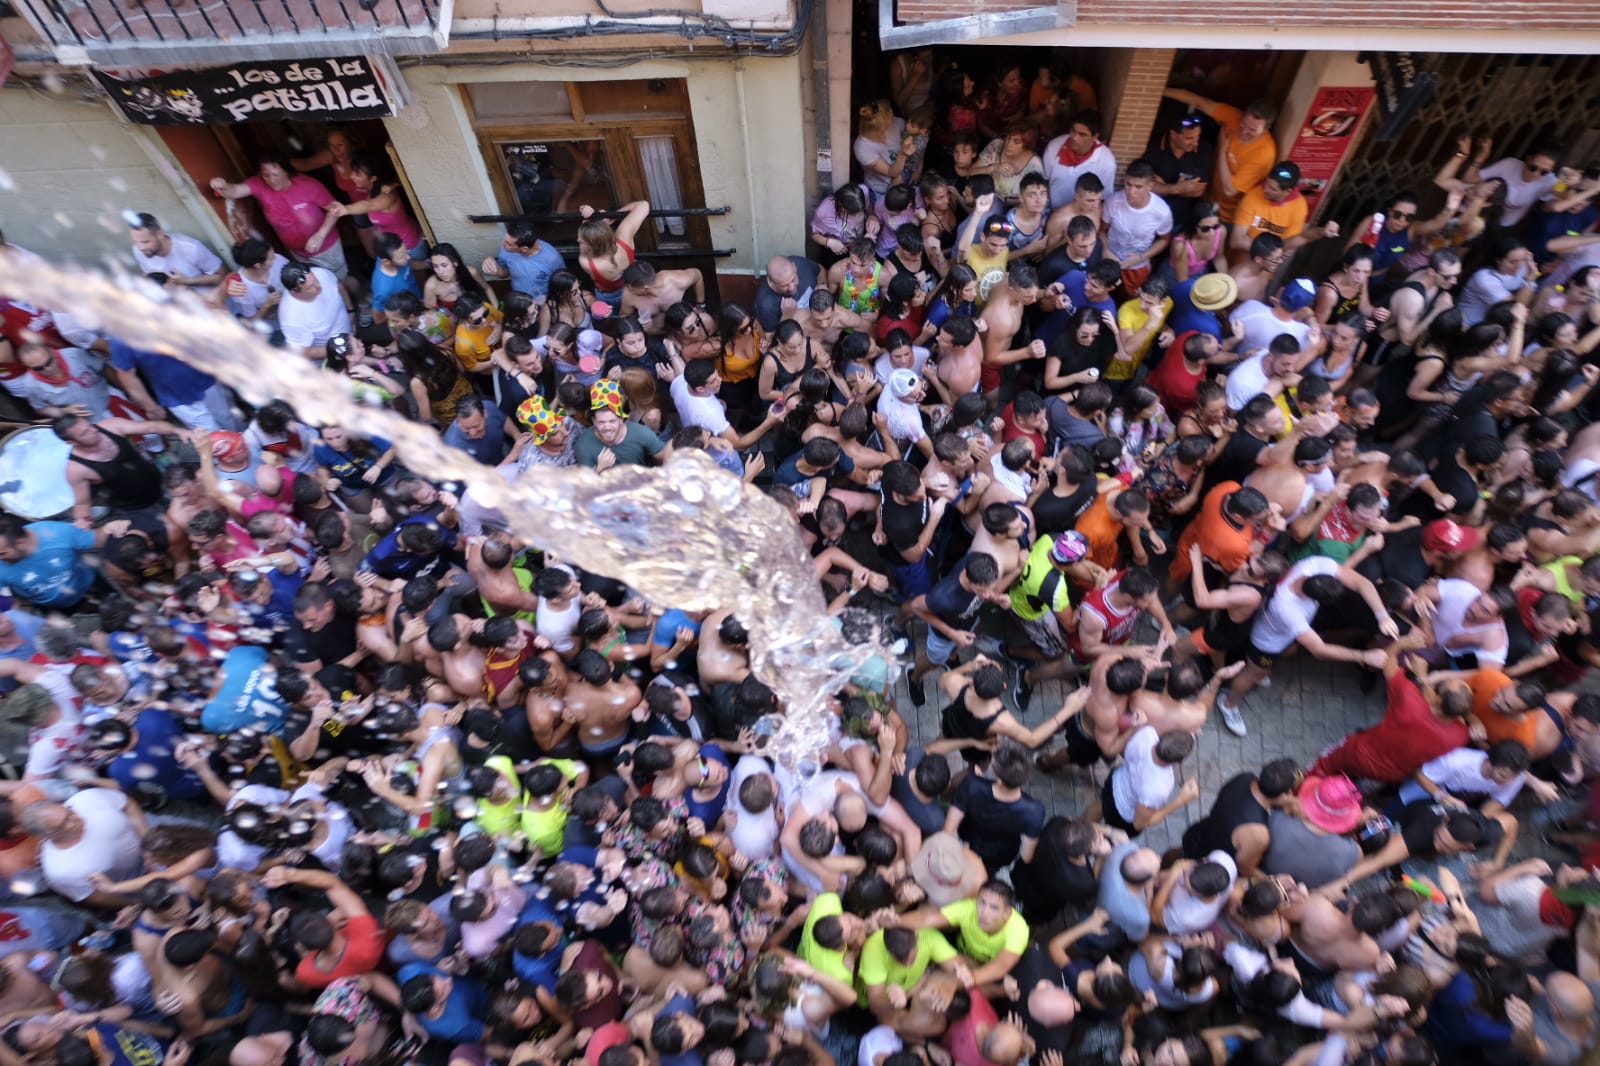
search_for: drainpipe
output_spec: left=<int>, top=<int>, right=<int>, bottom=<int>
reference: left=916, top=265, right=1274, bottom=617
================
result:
left=734, top=58, right=762, bottom=272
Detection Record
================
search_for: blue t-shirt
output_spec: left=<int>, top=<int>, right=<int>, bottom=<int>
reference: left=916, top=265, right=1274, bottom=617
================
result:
left=0, top=522, right=97, bottom=607
left=200, top=644, right=289, bottom=734
left=443, top=403, right=511, bottom=466
left=684, top=743, right=731, bottom=825
left=313, top=436, right=395, bottom=491
left=362, top=516, right=458, bottom=581
left=109, top=340, right=217, bottom=407
left=369, top=262, right=423, bottom=312
left=497, top=242, right=568, bottom=299
left=656, top=994, right=705, bottom=1066
left=1166, top=277, right=1225, bottom=339
left=1036, top=271, right=1118, bottom=348
left=94, top=1024, right=165, bottom=1066
left=110, top=708, right=208, bottom=800
left=652, top=609, right=703, bottom=647
left=0, top=610, right=43, bottom=693
left=397, top=964, right=487, bottom=1044
left=772, top=450, right=855, bottom=496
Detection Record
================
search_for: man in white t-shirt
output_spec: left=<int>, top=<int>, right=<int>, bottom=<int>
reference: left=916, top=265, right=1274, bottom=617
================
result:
left=1399, top=741, right=1549, bottom=810
left=278, top=264, right=351, bottom=360
left=1157, top=849, right=1238, bottom=936
left=1101, top=161, right=1173, bottom=274
left=1230, top=278, right=1319, bottom=353
left=727, top=755, right=781, bottom=861
left=1041, top=111, right=1118, bottom=209
left=23, top=788, right=144, bottom=905
left=1224, top=334, right=1305, bottom=413
left=129, top=212, right=224, bottom=289
left=668, top=362, right=781, bottom=451
left=1217, top=551, right=1395, bottom=735
left=1100, top=726, right=1199, bottom=838
left=1425, top=578, right=1512, bottom=668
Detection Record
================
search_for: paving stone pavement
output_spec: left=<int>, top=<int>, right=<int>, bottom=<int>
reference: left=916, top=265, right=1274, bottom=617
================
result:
left=891, top=645, right=1565, bottom=868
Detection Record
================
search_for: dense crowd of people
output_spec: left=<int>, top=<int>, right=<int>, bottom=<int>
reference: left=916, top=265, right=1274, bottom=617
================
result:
left=0, top=50, right=1598, bottom=1066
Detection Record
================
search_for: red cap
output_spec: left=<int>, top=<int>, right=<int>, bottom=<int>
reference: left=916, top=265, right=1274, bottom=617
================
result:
left=1422, top=518, right=1480, bottom=554
left=209, top=431, right=250, bottom=465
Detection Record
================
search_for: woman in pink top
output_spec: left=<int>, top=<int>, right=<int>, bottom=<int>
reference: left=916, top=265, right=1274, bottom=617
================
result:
left=311, top=155, right=427, bottom=267
left=1169, top=200, right=1228, bottom=282
left=210, top=154, right=352, bottom=288
left=292, top=127, right=375, bottom=257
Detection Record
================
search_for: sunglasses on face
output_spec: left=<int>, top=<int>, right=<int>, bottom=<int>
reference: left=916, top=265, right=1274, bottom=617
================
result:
left=467, top=313, right=488, bottom=326
left=1197, top=223, right=1220, bottom=233
left=1389, top=209, right=1414, bottom=221
left=1437, top=271, right=1461, bottom=283
left=1179, top=115, right=1204, bottom=128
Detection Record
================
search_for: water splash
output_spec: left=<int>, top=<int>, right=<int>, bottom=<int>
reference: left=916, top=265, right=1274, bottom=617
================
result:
left=0, top=257, right=884, bottom=771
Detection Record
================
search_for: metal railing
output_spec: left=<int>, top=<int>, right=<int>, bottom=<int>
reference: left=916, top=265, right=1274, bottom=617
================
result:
left=13, top=0, right=451, bottom=65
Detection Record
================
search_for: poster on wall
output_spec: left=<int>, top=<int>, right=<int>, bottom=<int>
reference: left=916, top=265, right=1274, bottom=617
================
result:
left=95, top=55, right=408, bottom=125
left=1286, top=86, right=1377, bottom=214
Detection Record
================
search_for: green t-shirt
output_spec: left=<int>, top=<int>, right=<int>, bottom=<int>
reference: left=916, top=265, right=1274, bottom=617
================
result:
left=573, top=422, right=665, bottom=467
left=1009, top=538, right=1071, bottom=622
left=798, top=893, right=854, bottom=985
left=858, top=927, right=957, bottom=991
left=939, top=899, right=1029, bottom=963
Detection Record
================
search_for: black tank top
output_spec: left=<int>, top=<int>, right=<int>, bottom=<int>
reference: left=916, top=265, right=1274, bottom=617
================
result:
left=941, top=684, right=996, bottom=743
left=1206, top=580, right=1262, bottom=649
left=70, top=429, right=163, bottom=513
left=1182, top=772, right=1267, bottom=859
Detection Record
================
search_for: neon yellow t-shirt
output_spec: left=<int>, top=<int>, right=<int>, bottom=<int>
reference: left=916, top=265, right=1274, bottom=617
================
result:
left=474, top=755, right=525, bottom=838
left=939, top=898, right=1029, bottom=963
left=858, top=927, right=958, bottom=991
left=1111, top=297, right=1173, bottom=380
left=798, top=893, right=854, bottom=985
left=520, top=758, right=584, bottom=856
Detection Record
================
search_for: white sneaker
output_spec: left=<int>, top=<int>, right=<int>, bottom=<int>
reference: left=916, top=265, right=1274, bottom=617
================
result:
left=1217, top=694, right=1247, bottom=736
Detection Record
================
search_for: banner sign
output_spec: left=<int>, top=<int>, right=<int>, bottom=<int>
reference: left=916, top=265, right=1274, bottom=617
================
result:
left=1285, top=86, right=1376, bottom=214
left=95, top=55, right=404, bottom=125
left=1358, top=52, right=1437, bottom=142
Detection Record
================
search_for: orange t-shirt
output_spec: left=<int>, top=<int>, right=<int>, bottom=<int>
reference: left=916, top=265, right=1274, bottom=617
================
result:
left=1235, top=186, right=1309, bottom=241
left=1467, top=669, right=1539, bottom=751
left=1075, top=493, right=1126, bottom=572
left=1172, top=482, right=1255, bottom=583
left=1212, top=104, right=1279, bottom=224
left=0, top=783, right=46, bottom=879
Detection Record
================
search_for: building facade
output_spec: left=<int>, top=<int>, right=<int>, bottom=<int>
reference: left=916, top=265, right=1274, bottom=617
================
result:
left=0, top=0, right=1597, bottom=290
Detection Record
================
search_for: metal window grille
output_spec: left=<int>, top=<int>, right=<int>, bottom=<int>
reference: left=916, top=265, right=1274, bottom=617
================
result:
left=1319, top=52, right=1600, bottom=226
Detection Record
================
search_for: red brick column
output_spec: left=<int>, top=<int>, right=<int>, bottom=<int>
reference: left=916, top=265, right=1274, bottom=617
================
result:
left=1105, top=48, right=1175, bottom=181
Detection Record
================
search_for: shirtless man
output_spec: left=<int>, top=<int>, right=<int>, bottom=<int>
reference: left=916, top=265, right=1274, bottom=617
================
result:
left=563, top=648, right=642, bottom=762
left=414, top=614, right=489, bottom=700
left=925, top=316, right=984, bottom=406
left=620, top=261, right=705, bottom=334
left=1041, top=172, right=1104, bottom=260
left=521, top=653, right=576, bottom=755
left=796, top=289, right=872, bottom=347
left=1136, top=657, right=1246, bottom=737
left=1446, top=522, right=1535, bottom=592
left=979, top=261, right=1046, bottom=399
left=1228, top=232, right=1286, bottom=305
left=697, top=610, right=753, bottom=686
left=1245, top=436, right=1331, bottom=529
left=466, top=533, right=540, bottom=617
left=969, top=502, right=1030, bottom=589
left=1281, top=892, right=1388, bottom=998
left=1038, top=648, right=1150, bottom=772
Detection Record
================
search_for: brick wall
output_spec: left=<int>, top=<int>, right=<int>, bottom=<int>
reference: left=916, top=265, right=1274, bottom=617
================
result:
left=1104, top=48, right=1174, bottom=183
left=895, top=0, right=1600, bottom=28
